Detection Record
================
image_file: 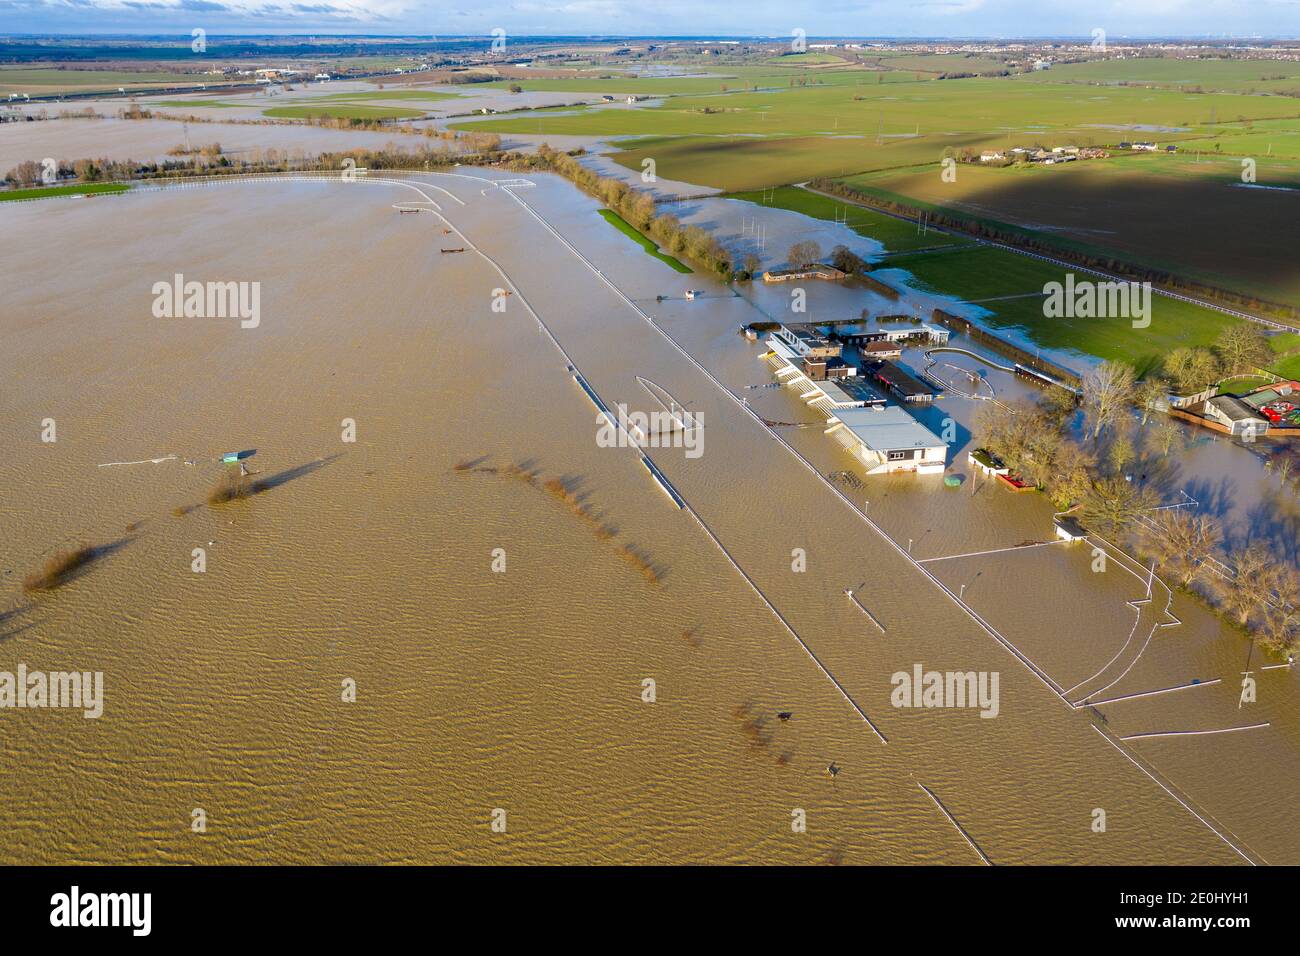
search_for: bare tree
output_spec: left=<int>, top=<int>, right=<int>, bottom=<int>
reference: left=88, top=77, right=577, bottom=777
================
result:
left=787, top=240, right=821, bottom=269
left=1080, top=475, right=1155, bottom=534
left=6, top=159, right=42, bottom=186
left=1162, top=346, right=1220, bottom=394
left=1134, top=375, right=1168, bottom=425
left=1150, top=417, right=1183, bottom=457
left=1108, top=433, right=1138, bottom=477
left=1217, top=544, right=1278, bottom=627
left=1255, top=568, right=1297, bottom=654
left=1214, top=324, right=1271, bottom=378
left=1081, top=360, right=1136, bottom=440
left=1140, top=510, right=1222, bottom=588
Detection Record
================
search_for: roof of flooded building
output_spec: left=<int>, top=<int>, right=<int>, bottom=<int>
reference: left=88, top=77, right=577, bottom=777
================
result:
left=833, top=376, right=889, bottom=405
left=1207, top=395, right=1268, bottom=422
left=786, top=322, right=831, bottom=345
left=866, top=360, right=933, bottom=398
left=833, top=405, right=945, bottom=451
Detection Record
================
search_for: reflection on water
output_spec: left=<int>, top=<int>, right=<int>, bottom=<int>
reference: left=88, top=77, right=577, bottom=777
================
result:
left=0, top=173, right=1293, bottom=864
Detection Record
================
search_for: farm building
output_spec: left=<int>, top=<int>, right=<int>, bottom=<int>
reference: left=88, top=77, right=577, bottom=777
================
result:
left=1204, top=395, right=1270, bottom=437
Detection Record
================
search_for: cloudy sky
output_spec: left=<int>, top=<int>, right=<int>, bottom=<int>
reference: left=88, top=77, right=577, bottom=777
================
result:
left=2, top=0, right=1298, bottom=38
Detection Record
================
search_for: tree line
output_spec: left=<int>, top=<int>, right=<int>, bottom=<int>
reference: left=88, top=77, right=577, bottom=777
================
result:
left=503, top=144, right=737, bottom=278
left=3, top=140, right=500, bottom=188
left=976, top=357, right=1297, bottom=655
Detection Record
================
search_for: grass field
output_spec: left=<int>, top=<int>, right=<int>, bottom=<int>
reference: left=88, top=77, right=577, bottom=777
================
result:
left=872, top=53, right=1012, bottom=75
left=455, top=74, right=1300, bottom=195
left=456, top=78, right=1300, bottom=142
left=262, top=103, right=427, bottom=120
left=1269, top=333, right=1300, bottom=379
left=764, top=52, right=845, bottom=65
left=610, top=133, right=1004, bottom=191
left=0, top=67, right=231, bottom=95
left=726, top=184, right=971, bottom=254
left=0, top=183, right=129, bottom=201
left=459, top=65, right=923, bottom=97
left=1170, top=118, right=1300, bottom=162
left=596, top=209, right=692, bottom=272
left=1016, top=57, right=1300, bottom=93
left=893, top=244, right=1240, bottom=374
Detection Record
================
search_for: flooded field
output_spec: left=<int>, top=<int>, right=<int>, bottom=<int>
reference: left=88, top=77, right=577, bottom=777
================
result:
left=0, top=116, right=455, bottom=174
left=1, top=168, right=1294, bottom=864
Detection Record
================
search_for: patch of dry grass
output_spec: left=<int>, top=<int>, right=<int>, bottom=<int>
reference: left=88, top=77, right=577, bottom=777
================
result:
left=207, top=469, right=252, bottom=505
left=23, top=546, right=96, bottom=593
left=461, top=454, right=666, bottom=587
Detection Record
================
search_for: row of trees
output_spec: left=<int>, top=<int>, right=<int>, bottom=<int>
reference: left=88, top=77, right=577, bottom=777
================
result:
left=1162, top=324, right=1276, bottom=394
left=3, top=140, right=497, bottom=189
left=145, top=106, right=476, bottom=144
left=1138, top=511, right=1297, bottom=653
left=976, top=359, right=1297, bottom=653
left=778, top=240, right=869, bottom=275
left=509, top=144, right=735, bottom=276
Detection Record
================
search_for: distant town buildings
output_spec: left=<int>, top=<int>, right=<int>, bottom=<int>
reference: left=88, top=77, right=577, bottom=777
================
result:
left=986, top=144, right=1108, bottom=164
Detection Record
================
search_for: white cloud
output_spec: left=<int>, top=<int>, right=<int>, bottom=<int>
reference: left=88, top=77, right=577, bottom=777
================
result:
left=4, top=0, right=1298, bottom=33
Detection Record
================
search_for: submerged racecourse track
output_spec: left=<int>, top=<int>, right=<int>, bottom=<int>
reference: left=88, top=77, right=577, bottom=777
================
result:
left=406, top=168, right=1261, bottom=864
left=0, top=167, right=1286, bottom=865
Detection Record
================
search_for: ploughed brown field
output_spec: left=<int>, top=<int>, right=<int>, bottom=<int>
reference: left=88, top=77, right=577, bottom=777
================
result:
left=843, top=156, right=1300, bottom=313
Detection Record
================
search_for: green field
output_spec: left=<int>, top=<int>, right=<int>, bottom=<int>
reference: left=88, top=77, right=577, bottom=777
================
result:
left=1017, top=57, right=1300, bottom=93
left=726, top=185, right=971, bottom=254
left=461, top=63, right=923, bottom=98
left=892, top=244, right=1240, bottom=374
left=262, top=103, right=427, bottom=120
left=596, top=209, right=692, bottom=273
left=873, top=53, right=1012, bottom=75
left=1269, top=333, right=1300, bottom=380
left=455, top=78, right=1298, bottom=142
left=764, top=52, right=845, bottom=65
left=1167, top=118, right=1300, bottom=161
left=612, top=133, right=1005, bottom=192
left=0, top=67, right=225, bottom=94
left=0, top=183, right=130, bottom=201
left=455, top=75, right=1300, bottom=192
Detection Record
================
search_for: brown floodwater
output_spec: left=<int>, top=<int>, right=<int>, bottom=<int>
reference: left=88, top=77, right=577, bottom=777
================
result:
left=0, top=171, right=1293, bottom=864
